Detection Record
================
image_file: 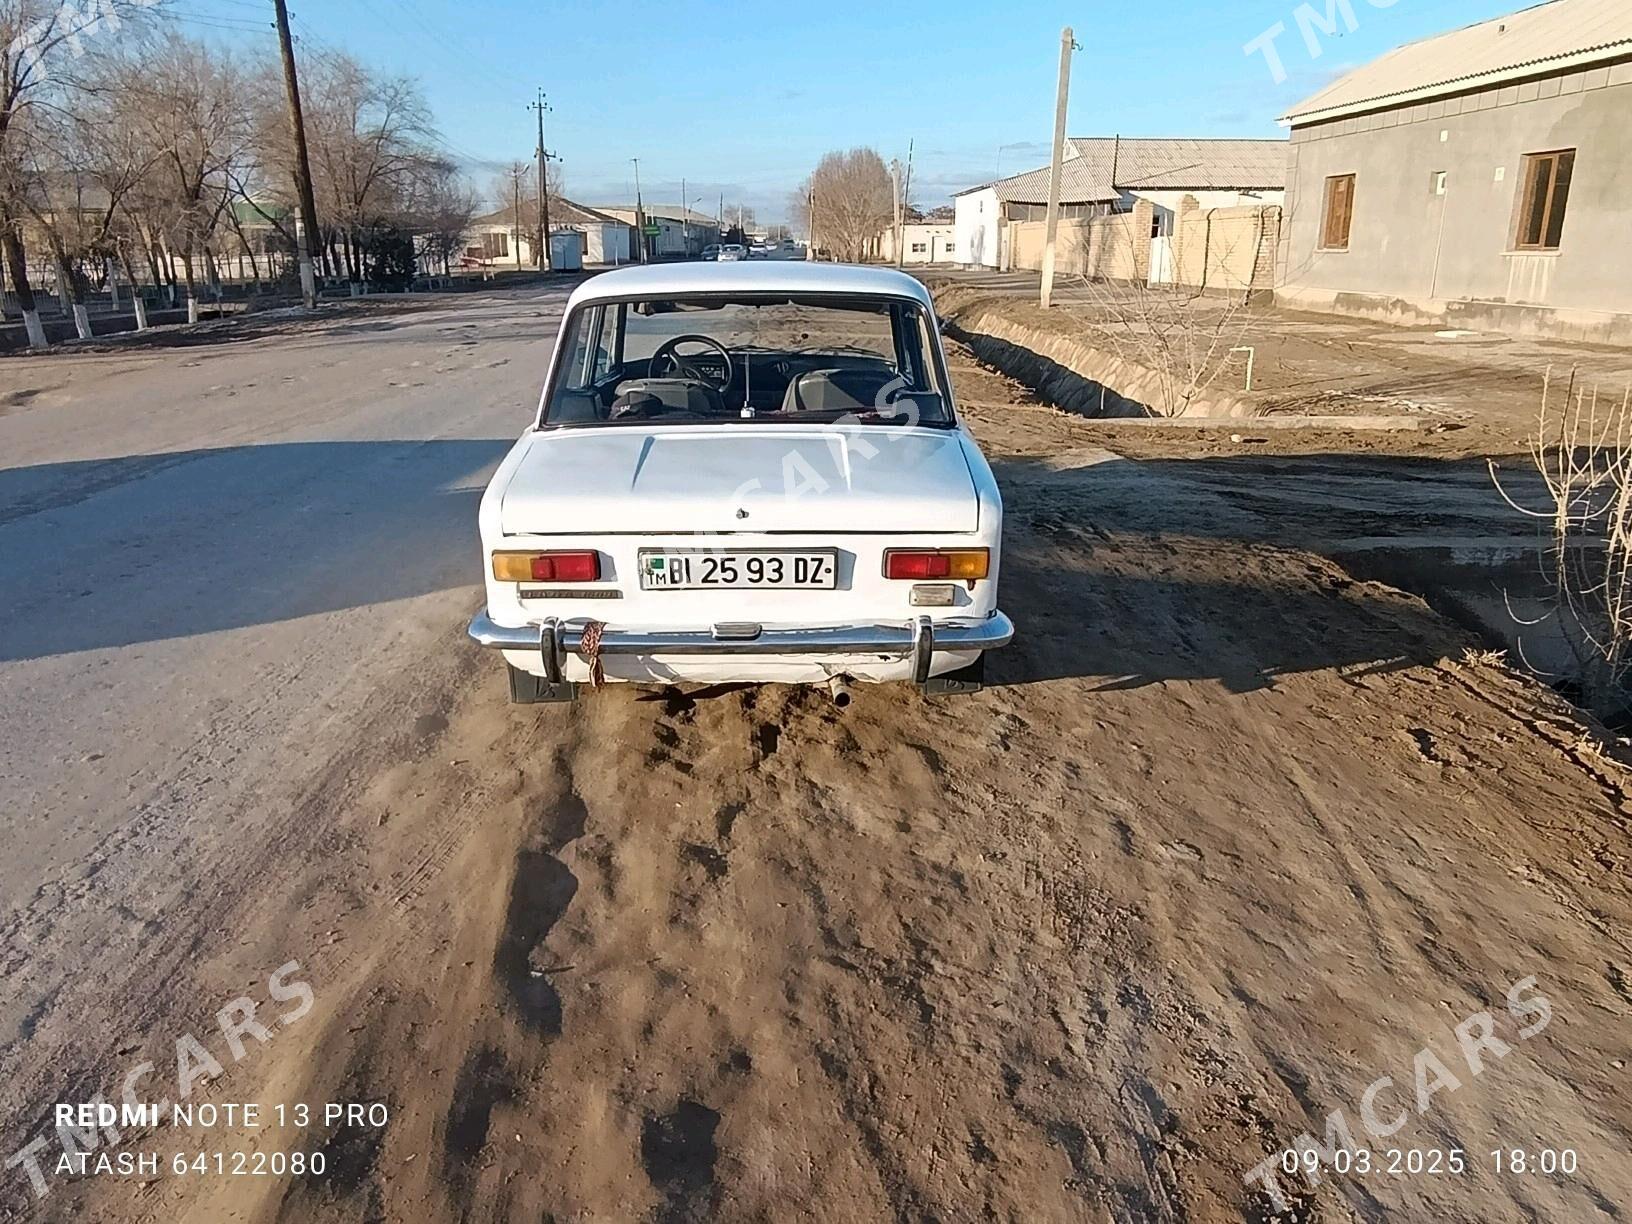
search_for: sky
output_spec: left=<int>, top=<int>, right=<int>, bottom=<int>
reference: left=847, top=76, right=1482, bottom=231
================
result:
left=185, top=0, right=1529, bottom=222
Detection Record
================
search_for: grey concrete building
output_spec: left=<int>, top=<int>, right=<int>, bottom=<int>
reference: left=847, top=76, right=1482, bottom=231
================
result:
left=1278, top=0, right=1632, bottom=343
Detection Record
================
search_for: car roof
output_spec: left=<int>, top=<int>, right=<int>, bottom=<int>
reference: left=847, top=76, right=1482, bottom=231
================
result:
left=565, top=261, right=935, bottom=311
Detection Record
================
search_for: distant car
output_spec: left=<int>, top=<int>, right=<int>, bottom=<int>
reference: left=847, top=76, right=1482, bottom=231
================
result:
left=749, top=241, right=772, bottom=258
left=717, top=244, right=747, bottom=261
left=700, top=243, right=721, bottom=261
left=782, top=239, right=795, bottom=250
left=467, top=262, right=1012, bottom=705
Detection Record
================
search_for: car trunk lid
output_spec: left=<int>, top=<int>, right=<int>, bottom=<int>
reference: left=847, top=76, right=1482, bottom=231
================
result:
left=500, top=426, right=979, bottom=535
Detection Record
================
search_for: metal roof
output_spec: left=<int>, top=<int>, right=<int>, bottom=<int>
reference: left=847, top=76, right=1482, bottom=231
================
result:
left=591, top=204, right=720, bottom=225
left=1068, top=137, right=1287, bottom=191
left=566, top=262, right=934, bottom=311
left=955, top=137, right=1287, bottom=203
left=963, top=156, right=1111, bottom=204
left=552, top=199, right=623, bottom=226
left=472, top=198, right=623, bottom=228
left=1283, top=0, right=1632, bottom=125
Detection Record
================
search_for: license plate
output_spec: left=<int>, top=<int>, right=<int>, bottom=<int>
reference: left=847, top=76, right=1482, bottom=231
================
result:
left=640, top=550, right=837, bottom=590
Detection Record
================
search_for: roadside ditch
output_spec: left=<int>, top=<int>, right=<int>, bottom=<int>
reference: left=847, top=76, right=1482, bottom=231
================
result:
left=934, top=287, right=1597, bottom=720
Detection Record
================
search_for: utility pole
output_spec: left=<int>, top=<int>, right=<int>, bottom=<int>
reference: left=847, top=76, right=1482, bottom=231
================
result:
left=1040, top=26, right=1077, bottom=309
left=681, top=176, right=688, bottom=254
left=272, top=0, right=321, bottom=309
left=510, top=166, right=524, bottom=269
left=806, top=188, right=815, bottom=261
left=631, top=157, right=646, bottom=263
left=889, top=158, right=901, bottom=265
left=529, top=90, right=553, bottom=271
left=901, top=138, right=914, bottom=266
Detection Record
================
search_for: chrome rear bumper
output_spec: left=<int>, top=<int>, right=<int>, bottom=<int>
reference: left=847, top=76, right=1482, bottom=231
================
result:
left=467, top=610, right=1015, bottom=684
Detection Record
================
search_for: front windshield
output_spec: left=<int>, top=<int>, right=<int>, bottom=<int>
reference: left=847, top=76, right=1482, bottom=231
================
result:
left=542, top=294, right=953, bottom=427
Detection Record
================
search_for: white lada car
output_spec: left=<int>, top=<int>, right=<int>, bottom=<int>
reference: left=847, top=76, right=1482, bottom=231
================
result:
left=467, top=262, right=1013, bottom=705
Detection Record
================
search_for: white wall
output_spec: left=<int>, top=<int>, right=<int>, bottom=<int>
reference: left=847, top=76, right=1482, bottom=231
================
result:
left=583, top=224, right=632, bottom=265
left=1119, top=188, right=1285, bottom=236
left=468, top=223, right=530, bottom=266
left=900, top=225, right=957, bottom=265
left=953, top=188, right=1001, bottom=268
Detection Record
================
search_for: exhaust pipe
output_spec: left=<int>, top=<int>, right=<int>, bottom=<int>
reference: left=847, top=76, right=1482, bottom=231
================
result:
left=826, top=675, right=854, bottom=710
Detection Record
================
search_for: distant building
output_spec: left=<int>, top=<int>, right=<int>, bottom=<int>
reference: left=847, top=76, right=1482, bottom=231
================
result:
left=465, top=198, right=633, bottom=269
left=1278, top=0, right=1632, bottom=342
left=872, top=223, right=957, bottom=265
left=592, top=205, right=721, bottom=258
left=952, top=137, right=1286, bottom=270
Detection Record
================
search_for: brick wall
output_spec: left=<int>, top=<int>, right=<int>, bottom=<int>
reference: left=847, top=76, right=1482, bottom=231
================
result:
left=1005, top=201, right=1283, bottom=293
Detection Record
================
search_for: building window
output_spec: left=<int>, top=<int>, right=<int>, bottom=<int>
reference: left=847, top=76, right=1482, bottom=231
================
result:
left=1320, top=174, right=1355, bottom=250
left=482, top=231, right=508, bottom=259
left=911, top=242, right=927, bottom=253
left=1515, top=149, right=1575, bottom=251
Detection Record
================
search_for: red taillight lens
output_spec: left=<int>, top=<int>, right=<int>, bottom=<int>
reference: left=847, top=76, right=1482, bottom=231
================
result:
left=493, top=551, right=601, bottom=582
left=544, top=551, right=600, bottom=582
left=883, top=549, right=988, bottom=580
left=886, top=551, right=951, bottom=579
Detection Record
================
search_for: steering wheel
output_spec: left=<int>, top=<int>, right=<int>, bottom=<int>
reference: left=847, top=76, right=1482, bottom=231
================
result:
left=650, top=334, right=734, bottom=391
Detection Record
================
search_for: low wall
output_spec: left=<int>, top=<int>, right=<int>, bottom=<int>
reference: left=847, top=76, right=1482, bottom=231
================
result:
left=1172, top=204, right=1280, bottom=296
left=1008, top=214, right=1144, bottom=281
left=0, top=304, right=239, bottom=353
left=1007, top=202, right=1280, bottom=297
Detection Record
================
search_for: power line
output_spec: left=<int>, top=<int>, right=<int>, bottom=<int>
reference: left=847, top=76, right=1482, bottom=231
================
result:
left=165, top=8, right=276, bottom=34
left=288, top=12, right=323, bottom=44
left=397, top=0, right=513, bottom=74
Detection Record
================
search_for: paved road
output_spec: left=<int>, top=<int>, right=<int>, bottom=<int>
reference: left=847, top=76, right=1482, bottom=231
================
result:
left=0, top=291, right=562, bottom=896
left=1, top=291, right=1629, bottom=1223
left=0, top=290, right=564, bottom=1203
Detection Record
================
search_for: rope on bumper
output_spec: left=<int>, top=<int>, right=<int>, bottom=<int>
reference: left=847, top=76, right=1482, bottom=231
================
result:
left=578, top=619, right=606, bottom=688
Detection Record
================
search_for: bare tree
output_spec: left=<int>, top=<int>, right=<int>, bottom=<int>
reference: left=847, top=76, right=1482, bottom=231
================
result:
left=1050, top=213, right=1262, bottom=417
left=300, top=51, right=436, bottom=286
left=19, top=57, right=168, bottom=336
left=723, top=202, right=754, bottom=235
left=792, top=147, right=892, bottom=262
left=0, top=1, right=168, bottom=346
left=222, top=58, right=303, bottom=268
left=106, top=33, right=252, bottom=322
left=404, top=156, right=476, bottom=277
left=482, top=157, right=564, bottom=267
left=1492, top=370, right=1632, bottom=717
left=0, top=6, right=489, bottom=335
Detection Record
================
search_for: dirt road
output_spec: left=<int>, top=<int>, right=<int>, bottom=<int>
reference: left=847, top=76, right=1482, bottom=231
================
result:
left=2, top=293, right=1629, bottom=1222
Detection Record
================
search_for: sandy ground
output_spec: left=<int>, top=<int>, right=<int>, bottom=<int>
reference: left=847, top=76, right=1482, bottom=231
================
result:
left=2, top=292, right=1631, bottom=1223
left=927, top=269, right=1632, bottom=461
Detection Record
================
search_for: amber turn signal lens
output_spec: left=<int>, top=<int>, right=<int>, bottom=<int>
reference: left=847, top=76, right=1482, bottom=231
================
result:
left=492, top=551, right=600, bottom=582
left=883, top=549, right=989, bottom=580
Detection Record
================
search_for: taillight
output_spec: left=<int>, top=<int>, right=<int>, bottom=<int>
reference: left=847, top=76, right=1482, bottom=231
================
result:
left=883, top=549, right=989, bottom=580
left=492, top=551, right=601, bottom=582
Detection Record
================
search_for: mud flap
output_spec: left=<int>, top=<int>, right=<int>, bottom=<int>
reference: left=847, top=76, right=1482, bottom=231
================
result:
left=508, top=666, right=580, bottom=704
left=921, top=656, right=985, bottom=697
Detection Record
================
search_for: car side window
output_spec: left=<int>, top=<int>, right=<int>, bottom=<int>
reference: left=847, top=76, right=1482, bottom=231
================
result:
left=560, top=305, right=619, bottom=391
left=590, top=308, right=617, bottom=381
left=559, top=306, right=598, bottom=390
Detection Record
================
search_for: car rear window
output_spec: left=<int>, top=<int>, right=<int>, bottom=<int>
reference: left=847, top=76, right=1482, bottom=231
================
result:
left=544, top=294, right=952, bottom=429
